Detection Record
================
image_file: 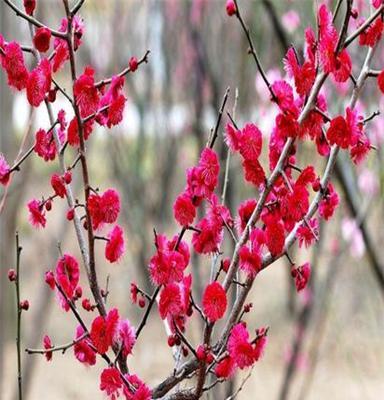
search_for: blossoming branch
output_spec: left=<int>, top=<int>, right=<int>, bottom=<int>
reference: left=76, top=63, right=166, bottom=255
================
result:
left=2, top=0, right=384, bottom=399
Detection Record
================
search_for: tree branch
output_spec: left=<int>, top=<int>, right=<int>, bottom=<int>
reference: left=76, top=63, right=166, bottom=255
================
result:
left=25, top=333, right=88, bottom=355
left=3, top=0, right=66, bottom=38
left=14, top=232, right=23, bottom=400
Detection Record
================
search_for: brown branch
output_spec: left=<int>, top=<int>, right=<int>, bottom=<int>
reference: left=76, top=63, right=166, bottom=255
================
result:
left=52, top=78, right=74, bottom=105
left=3, top=0, right=66, bottom=38
left=225, top=366, right=254, bottom=400
left=14, top=232, right=23, bottom=400
left=135, top=286, right=161, bottom=339
left=207, top=87, right=230, bottom=148
left=278, top=223, right=324, bottom=400
left=367, top=69, right=381, bottom=77
left=363, top=110, right=380, bottom=124
left=25, top=333, right=88, bottom=355
left=314, top=107, right=331, bottom=123
left=53, top=278, right=135, bottom=392
left=335, top=0, right=353, bottom=53
left=62, top=1, right=106, bottom=320
left=173, top=321, right=197, bottom=358
left=94, top=50, right=151, bottom=88
left=218, top=43, right=378, bottom=362
left=68, top=153, right=82, bottom=170
left=153, top=32, right=331, bottom=400
left=332, top=0, right=343, bottom=22
left=82, top=104, right=109, bottom=123
left=233, top=0, right=277, bottom=103
left=344, top=5, right=384, bottom=48
left=9, top=145, right=34, bottom=173
left=70, top=0, right=86, bottom=15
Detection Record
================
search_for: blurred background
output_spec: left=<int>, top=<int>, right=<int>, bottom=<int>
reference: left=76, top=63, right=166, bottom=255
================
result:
left=1, top=0, right=384, bottom=399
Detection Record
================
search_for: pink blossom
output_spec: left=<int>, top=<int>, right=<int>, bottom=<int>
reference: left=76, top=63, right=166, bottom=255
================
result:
left=282, top=10, right=300, bottom=33
left=105, top=225, right=125, bottom=263
left=358, top=169, right=378, bottom=196
left=342, top=218, right=365, bottom=258
left=0, top=154, right=10, bottom=185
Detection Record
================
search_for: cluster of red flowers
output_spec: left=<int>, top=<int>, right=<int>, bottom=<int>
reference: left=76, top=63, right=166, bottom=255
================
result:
left=0, top=20, right=127, bottom=259
left=215, top=323, right=268, bottom=378
left=141, top=0, right=382, bottom=382
left=2, top=0, right=384, bottom=398
left=0, top=0, right=145, bottom=395
left=100, top=368, right=151, bottom=400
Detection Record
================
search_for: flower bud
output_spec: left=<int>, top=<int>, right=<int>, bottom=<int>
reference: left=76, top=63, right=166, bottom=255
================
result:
left=8, top=269, right=17, bottom=282
left=196, top=345, right=206, bottom=361
left=47, top=89, right=57, bottom=103
left=226, top=0, right=236, bottom=16
left=20, top=300, right=29, bottom=311
left=222, top=257, right=231, bottom=273
left=75, top=286, right=83, bottom=299
left=33, top=27, right=52, bottom=53
left=45, top=199, right=52, bottom=211
left=45, top=271, right=55, bottom=290
left=82, top=298, right=93, bottom=311
left=66, top=208, right=75, bottom=221
left=64, top=171, right=72, bottom=184
left=129, top=56, right=138, bottom=72
left=23, top=0, right=36, bottom=16
left=138, top=298, right=146, bottom=308
left=312, top=178, right=321, bottom=192
left=244, top=303, right=253, bottom=313
left=167, top=335, right=176, bottom=347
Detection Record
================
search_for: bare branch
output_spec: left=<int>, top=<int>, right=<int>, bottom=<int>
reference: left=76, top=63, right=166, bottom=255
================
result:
left=3, top=0, right=66, bottom=38
left=26, top=333, right=88, bottom=355
left=344, top=5, right=384, bottom=48
left=94, top=50, right=151, bottom=88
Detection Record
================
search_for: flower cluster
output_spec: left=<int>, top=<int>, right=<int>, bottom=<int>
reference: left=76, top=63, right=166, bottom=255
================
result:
left=2, top=0, right=383, bottom=399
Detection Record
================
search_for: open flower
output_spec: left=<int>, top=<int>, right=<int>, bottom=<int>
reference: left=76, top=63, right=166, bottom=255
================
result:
left=202, top=281, right=227, bottom=322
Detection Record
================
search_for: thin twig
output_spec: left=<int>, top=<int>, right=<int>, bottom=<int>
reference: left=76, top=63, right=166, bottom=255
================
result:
left=3, top=0, right=66, bottom=38
left=335, top=0, right=352, bottom=54
left=207, top=87, right=230, bottom=148
left=9, top=144, right=35, bottom=173
left=233, top=0, right=277, bottom=102
left=69, top=153, right=82, bottom=170
left=135, top=286, right=161, bottom=338
left=189, top=294, right=206, bottom=322
left=363, top=110, right=380, bottom=124
left=226, top=111, right=240, bottom=130
left=54, top=278, right=136, bottom=392
left=26, top=333, right=88, bottom=355
left=203, top=378, right=224, bottom=392
left=225, top=366, right=255, bottom=400
left=367, top=69, right=381, bottom=77
left=314, top=107, right=331, bottom=123
left=70, top=0, right=86, bottom=15
left=52, top=78, right=74, bottom=105
left=94, top=50, right=151, bottom=88
left=344, top=5, right=384, bottom=48
left=173, top=322, right=197, bottom=358
left=222, top=87, right=238, bottom=205
left=62, top=0, right=108, bottom=323
left=15, top=232, right=23, bottom=400
left=332, top=0, right=343, bottom=23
